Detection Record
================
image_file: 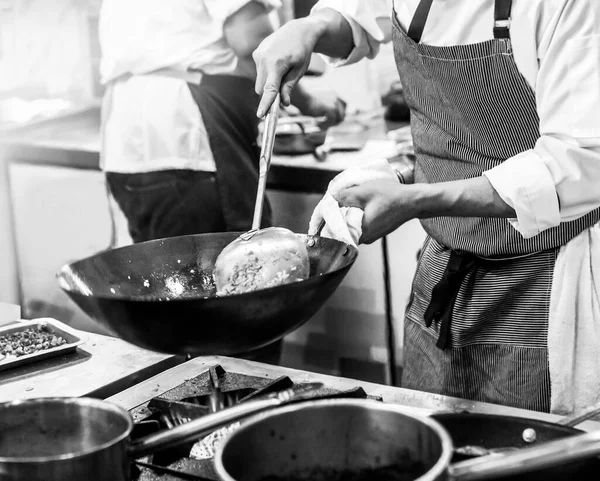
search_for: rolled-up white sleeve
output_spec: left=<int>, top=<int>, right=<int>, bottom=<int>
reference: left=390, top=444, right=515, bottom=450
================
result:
left=204, top=0, right=281, bottom=23
left=311, top=0, right=393, bottom=66
left=483, top=0, right=600, bottom=239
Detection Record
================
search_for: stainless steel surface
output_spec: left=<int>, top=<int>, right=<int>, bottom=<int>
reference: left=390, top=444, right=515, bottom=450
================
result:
left=0, top=397, right=132, bottom=481
left=57, top=231, right=357, bottom=356
left=215, top=399, right=453, bottom=481
left=214, top=227, right=311, bottom=296
left=447, top=403, right=600, bottom=461
left=448, top=431, right=600, bottom=480
left=0, top=385, right=324, bottom=480
left=253, top=93, right=281, bottom=231
left=214, top=94, right=314, bottom=296
left=106, top=356, right=600, bottom=434
left=213, top=397, right=600, bottom=481
left=559, top=400, right=600, bottom=427
left=0, top=318, right=84, bottom=372
left=432, top=411, right=600, bottom=479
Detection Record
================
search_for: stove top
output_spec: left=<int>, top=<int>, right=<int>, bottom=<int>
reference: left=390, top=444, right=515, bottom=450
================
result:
left=129, top=364, right=381, bottom=481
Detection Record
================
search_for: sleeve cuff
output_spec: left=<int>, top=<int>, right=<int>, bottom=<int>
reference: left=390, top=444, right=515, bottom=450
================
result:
left=483, top=150, right=561, bottom=238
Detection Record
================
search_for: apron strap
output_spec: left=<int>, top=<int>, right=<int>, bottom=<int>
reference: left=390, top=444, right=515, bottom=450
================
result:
left=406, top=0, right=513, bottom=44
left=493, top=0, right=513, bottom=39
left=407, top=0, right=434, bottom=44
left=424, top=250, right=477, bottom=350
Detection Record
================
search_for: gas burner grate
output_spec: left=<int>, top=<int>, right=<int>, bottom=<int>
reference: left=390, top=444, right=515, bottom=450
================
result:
left=131, top=364, right=381, bottom=481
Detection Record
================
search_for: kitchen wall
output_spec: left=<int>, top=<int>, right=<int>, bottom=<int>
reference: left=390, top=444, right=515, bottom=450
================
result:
left=0, top=0, right=99, bottom=100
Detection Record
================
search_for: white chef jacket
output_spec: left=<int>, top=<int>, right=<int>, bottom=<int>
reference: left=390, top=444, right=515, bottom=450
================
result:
left=99, top=0, right=279, bottom=174
left=313, top=0, right=600, bottom=239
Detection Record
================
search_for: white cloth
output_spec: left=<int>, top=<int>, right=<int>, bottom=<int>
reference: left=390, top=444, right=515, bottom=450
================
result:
left=98, top=0, right=279, bottom=174
left=312, top=0, right=600, bottom=239
left=308, top=159, right=399, bottom=247
left=549, top=224, right=600, bottom=415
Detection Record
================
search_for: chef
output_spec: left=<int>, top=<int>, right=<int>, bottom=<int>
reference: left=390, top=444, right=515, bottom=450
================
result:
left=98, top=0, right=345, bottom=364
left=253, top=0, right=600, bottom=413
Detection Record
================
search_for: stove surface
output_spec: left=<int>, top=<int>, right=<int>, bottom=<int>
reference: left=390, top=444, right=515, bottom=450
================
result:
left=130, top=364, right=381, bottom=481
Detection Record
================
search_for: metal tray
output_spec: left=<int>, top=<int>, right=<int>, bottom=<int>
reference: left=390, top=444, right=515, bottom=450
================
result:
left=0, top=318, right=84, bottom=372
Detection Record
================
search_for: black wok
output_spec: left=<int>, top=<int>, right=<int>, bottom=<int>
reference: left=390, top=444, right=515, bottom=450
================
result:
left=56, top=232, right=357, bottom=356
left=431, top=412, right=600, bottom=480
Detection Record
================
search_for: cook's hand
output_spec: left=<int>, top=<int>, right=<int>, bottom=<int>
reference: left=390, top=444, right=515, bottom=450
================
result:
left=308, top=159, right=400, bottom=246
left=301, top=92, right=347, bottom=128
left=253, top=20, right=319, bottom=117
left=335, top=179, right=418, bottom=244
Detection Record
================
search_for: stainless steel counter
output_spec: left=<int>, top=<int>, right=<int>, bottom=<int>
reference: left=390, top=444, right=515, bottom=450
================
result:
left=1, top=106, right=409, bottom=194
left=107, top=355, right=600, bottom=432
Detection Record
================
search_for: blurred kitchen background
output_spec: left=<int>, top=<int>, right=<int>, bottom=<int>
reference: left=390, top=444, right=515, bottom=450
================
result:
left=0, top=0, right=426, bottom=384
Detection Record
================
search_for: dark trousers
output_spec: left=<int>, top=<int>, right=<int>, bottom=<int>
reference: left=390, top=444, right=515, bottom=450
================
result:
left=105, top=74, right=281, bottom=364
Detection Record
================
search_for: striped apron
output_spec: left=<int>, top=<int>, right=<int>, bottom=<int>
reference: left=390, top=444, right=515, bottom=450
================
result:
left=394, top=0, right=600, bottom=411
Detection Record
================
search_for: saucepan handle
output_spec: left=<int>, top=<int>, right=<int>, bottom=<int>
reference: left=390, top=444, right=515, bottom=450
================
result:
left=128, top=396, right=280, bottom=459
left=558, top=400, right=600, bottom=427
left=448, top=430, right=600, bottom=481
left=127, top=382, right=322, bottom=459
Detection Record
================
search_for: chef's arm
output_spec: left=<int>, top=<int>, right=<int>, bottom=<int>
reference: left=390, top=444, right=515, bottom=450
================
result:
left=254, top=1, right=391, bottom=116
left=224, top=2, right=346, bottom=125
left=480, top=1, right=600, bottom=238
left=407, top=177, right=516, bottom=220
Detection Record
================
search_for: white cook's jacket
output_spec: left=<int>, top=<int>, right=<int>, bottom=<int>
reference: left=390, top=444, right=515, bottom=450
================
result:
left=313, top=0, right=600, bottom=414
left=99, top=0, right=280, bottom=174
left=315, top=0, right=600, bottom=240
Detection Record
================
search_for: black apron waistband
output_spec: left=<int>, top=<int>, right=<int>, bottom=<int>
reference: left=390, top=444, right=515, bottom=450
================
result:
left=424, top=246, right=553, bottom=350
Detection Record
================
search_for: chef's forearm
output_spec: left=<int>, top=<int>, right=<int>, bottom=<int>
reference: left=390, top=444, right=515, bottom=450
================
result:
left=302, top=8, right=355, bottom=60
left=410, top=176, right=517, bottom=219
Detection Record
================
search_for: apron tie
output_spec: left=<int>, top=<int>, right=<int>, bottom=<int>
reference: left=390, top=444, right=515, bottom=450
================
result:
left=424, top=250, right=476, bottom=350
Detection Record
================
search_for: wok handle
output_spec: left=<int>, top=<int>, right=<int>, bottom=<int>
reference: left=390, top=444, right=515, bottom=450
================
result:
left=252, top=94, right=281, bottom=231
left=128, top=396, right=281, bottom=459
left=448, top=430, right=600, bottom=481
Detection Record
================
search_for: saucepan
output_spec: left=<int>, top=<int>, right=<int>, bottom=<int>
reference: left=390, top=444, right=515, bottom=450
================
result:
left=0, top=384, right=322, bottom=481
left=3, top=396, right=600, bottom=481
left=214, top=399, right=600, bottom=481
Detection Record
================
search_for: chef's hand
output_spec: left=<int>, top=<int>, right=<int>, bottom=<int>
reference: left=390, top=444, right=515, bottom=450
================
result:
left=253, top=19, right=319, bottom=117
left=308, top=159, right=400, bottom=246
left=335, top=179, right=418, bottom=244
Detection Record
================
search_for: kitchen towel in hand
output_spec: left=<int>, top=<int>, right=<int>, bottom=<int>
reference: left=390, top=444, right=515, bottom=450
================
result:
left=549, top=223, right=600, bottom=415
left=308, top=159, right=399, bottom=248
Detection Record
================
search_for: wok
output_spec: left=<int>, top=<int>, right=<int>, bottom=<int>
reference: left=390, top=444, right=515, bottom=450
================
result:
left=57, top=232, right=357, bottom=356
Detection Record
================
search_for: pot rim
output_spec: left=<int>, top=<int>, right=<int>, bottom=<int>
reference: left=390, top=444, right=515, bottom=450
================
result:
left=0, top=397, right=133, bottom=463
left=214, top=398, right=454, bottom=481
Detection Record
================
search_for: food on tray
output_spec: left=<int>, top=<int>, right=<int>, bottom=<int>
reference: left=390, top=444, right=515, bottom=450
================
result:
left=0, top=325, right=67, bottom=362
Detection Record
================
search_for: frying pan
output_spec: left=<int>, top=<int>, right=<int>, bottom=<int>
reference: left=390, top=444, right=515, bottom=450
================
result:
left=56, top=231, right=357, bottom=356
left=431, top=411, right=600, bottom=480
